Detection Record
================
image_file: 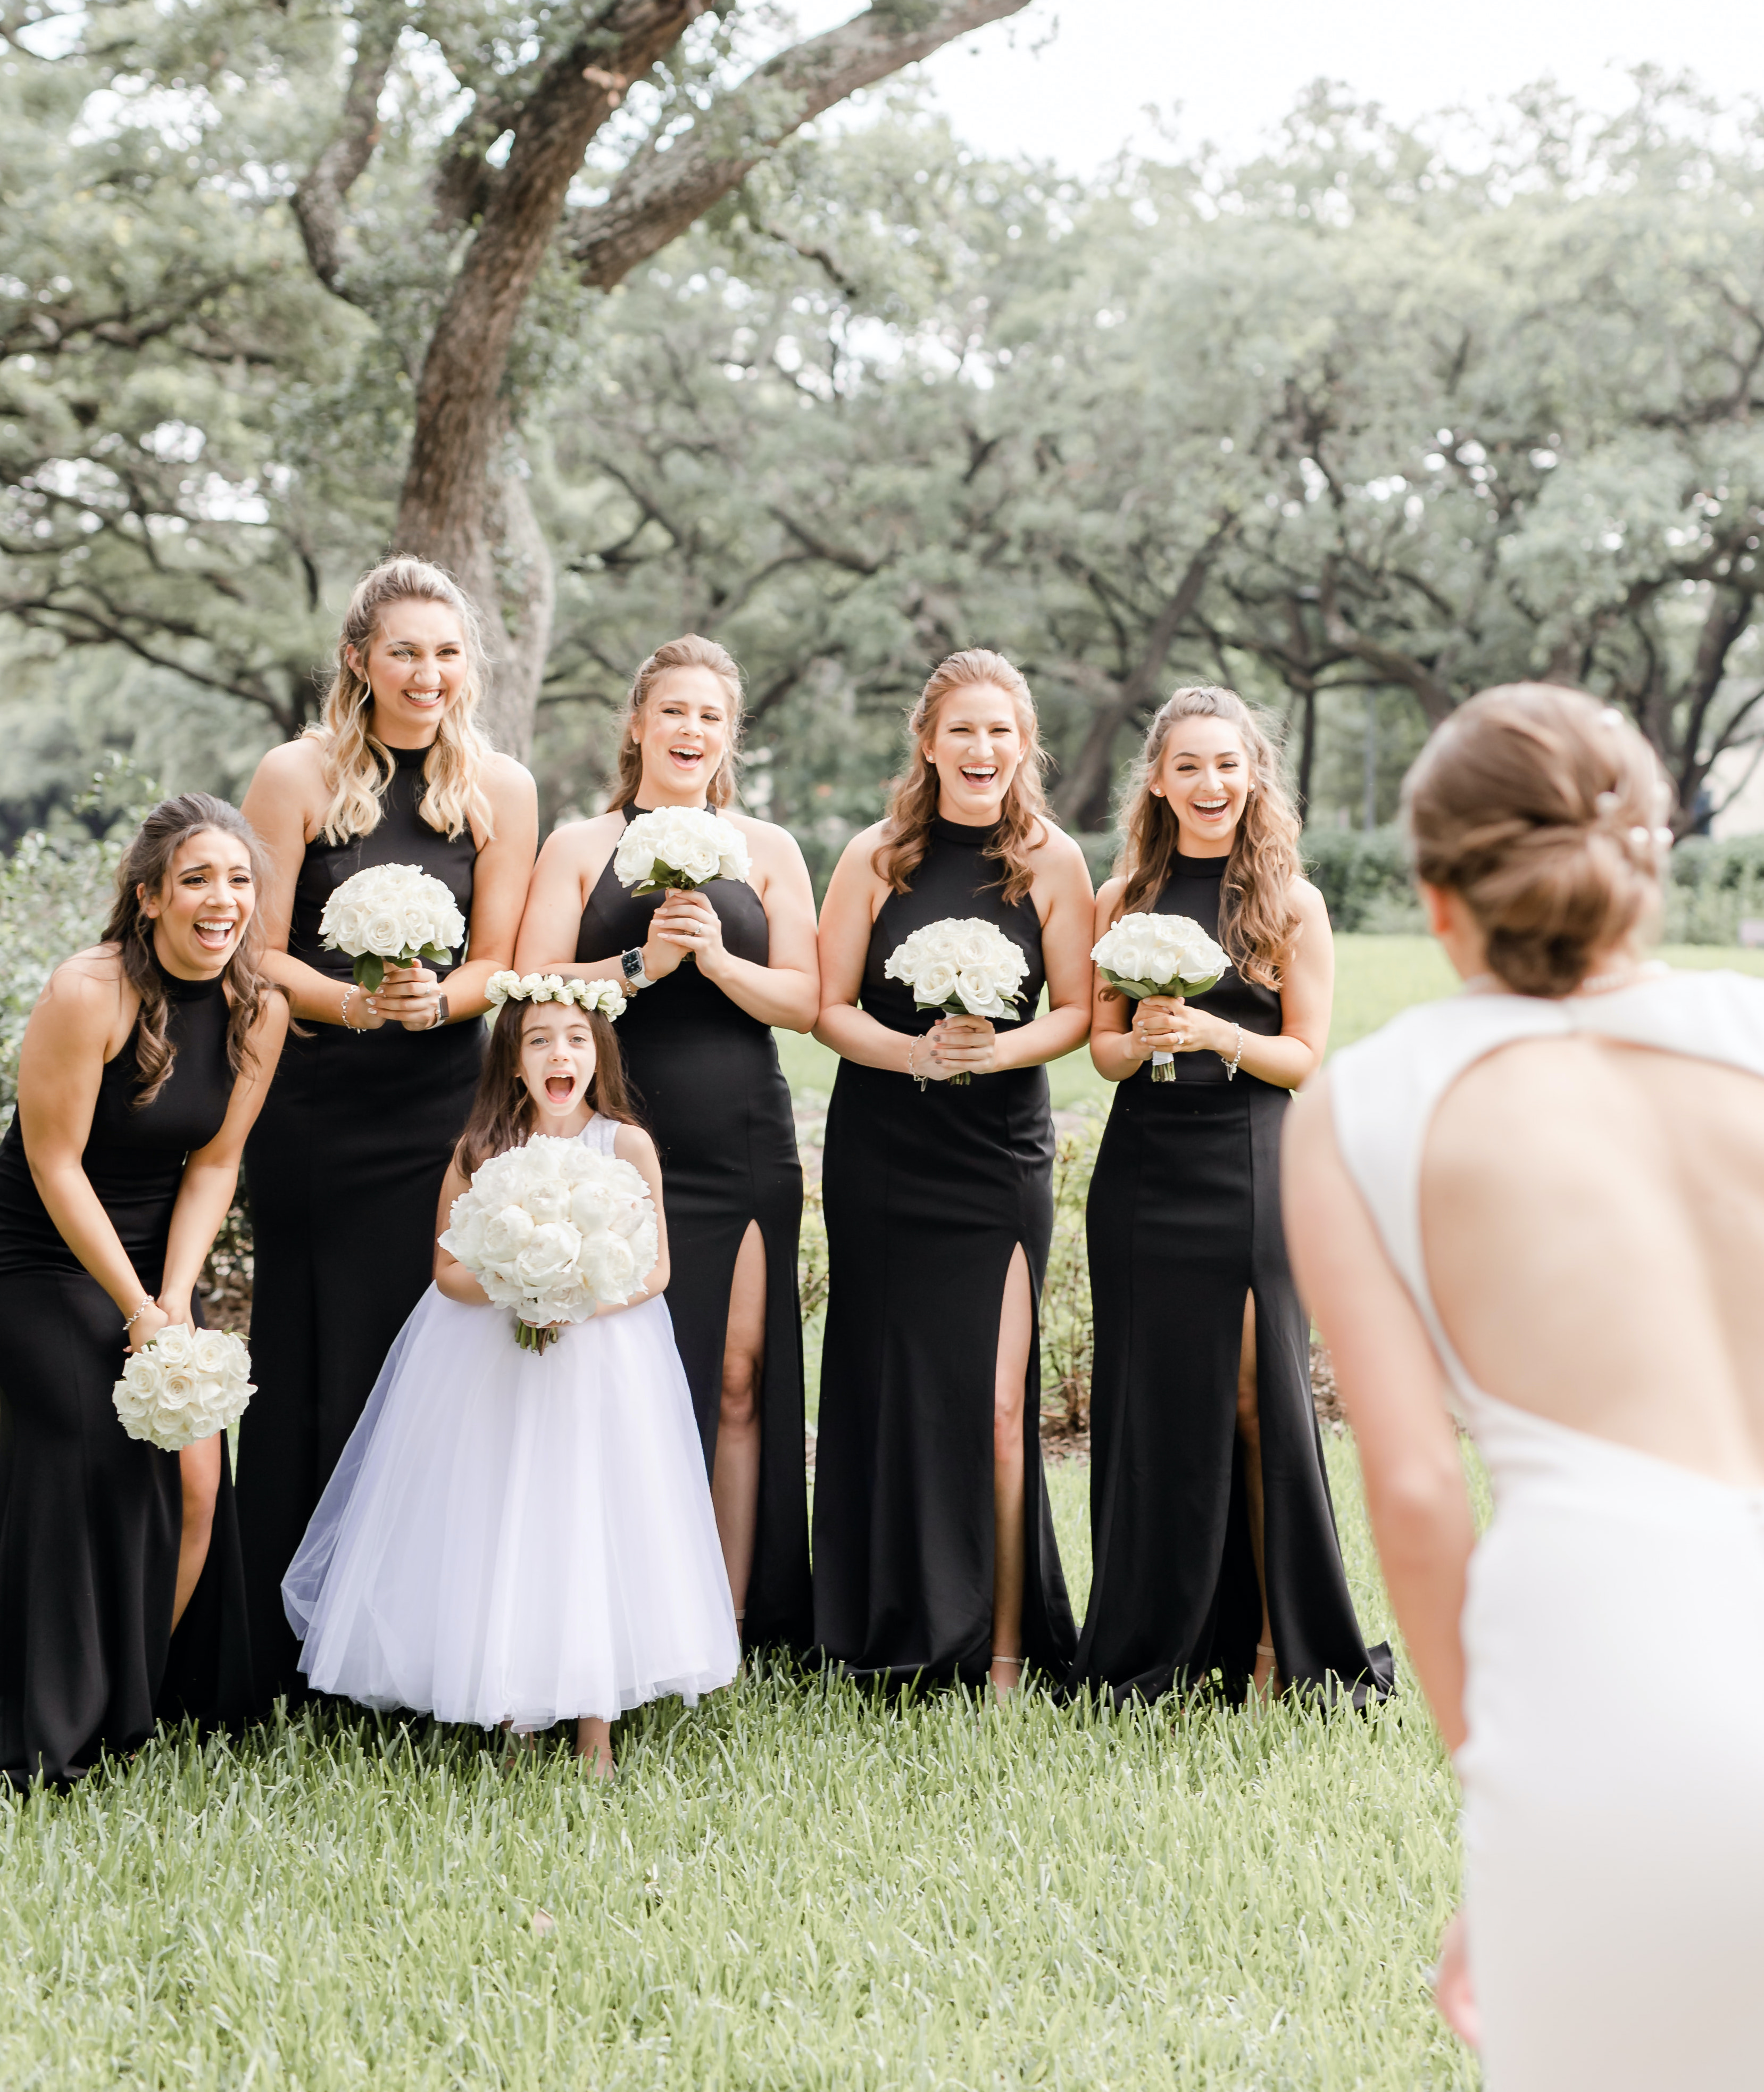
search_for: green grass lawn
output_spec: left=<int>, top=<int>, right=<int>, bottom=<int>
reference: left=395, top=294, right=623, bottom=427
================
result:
left=0, top=1443, right=1478, bottom=2091
left=6, top=935, right=1741, bottom=2087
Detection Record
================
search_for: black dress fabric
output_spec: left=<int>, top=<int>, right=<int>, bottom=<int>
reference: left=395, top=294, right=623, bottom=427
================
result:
left=238, top=743, right=484, bottom=1709
left=812, top=816, right=1076, bottom=1687
left=0, top=961, right=251, bottom=1786
left=1071, top=853, right=1393, bottom=1705
left=574, top=808, right=811, bottom=1649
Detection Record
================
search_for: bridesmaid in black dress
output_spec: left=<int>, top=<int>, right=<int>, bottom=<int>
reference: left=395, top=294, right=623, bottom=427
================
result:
left=1072, top=686, right=1392, bottom=1707
left=813, top=651, right=1094, bottom=1695
left=515, top=635, right=818, bottom=1650
left=0, top=795, right=288, bottom=1785
left=237, top=558, right=536, bottom=1710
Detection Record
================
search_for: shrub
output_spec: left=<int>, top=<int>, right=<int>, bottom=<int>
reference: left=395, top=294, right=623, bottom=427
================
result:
left=1662, top=835, right=1764, bottom=945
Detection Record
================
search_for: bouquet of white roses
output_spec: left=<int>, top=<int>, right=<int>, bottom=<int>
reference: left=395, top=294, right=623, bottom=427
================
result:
left=112, top=1324, right=255, bottom=1451
left=613, top=807, right=750, bottom=896
left=884, top=916, right=1030, bottom=1085
left=320, top=862, right=467, bottom=990
left=1091, top=912, right=1228, bottom=1082
left=439, top=1134, right=659, bottom=1354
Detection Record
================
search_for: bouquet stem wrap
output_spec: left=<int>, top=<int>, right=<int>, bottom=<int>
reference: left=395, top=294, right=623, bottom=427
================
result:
left=1091, top=912, right=1228, bottom=1083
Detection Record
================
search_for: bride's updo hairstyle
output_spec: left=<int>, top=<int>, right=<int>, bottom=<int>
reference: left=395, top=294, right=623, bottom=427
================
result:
left=610, top=635, right=745, bottom=812
left=311, top=555, right=496, bottom=845
left=1403, top=683, right=1672, bottom=997
left=873, top=649, right=1051, bottom=906
left=1116, top=685, right=1302, bottom=989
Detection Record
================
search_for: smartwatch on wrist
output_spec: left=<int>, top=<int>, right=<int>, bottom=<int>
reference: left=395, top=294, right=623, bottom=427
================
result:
left=621, top=948, right=652, bottom=991
left=428, top=994, right=449, bottom=1030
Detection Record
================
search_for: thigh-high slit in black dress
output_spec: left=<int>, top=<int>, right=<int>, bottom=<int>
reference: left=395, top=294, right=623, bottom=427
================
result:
left=237, top=744, right=485, bottom=1710
left=574, top=811, right=812, bottom=1651
left=1070, top=853, right=1392, bottom=1706
left=0, top=962, right=252, bottom=1786
left=812, top=815, right=1076, bottom=1688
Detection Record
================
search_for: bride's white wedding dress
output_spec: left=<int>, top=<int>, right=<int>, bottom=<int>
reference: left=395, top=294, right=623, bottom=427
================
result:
left=282, top=1113, right=739, bottom=1730
left=1329, top=970, right=1764, bottom=2090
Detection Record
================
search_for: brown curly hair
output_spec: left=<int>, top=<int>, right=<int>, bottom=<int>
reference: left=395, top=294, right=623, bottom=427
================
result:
left=1113, top=686, right=1302, bottom=989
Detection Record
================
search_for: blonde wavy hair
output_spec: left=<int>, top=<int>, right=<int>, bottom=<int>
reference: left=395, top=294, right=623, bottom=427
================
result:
left=308, top=557, right=496, bottom=844
left=873, top=650, right=1051, bottom=907
left=1114, top=686, right=1302, bottom=989
left=610, top=635, right=744, bottom=811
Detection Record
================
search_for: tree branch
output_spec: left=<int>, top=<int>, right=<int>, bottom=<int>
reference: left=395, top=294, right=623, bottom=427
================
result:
left=568, top=1, right=1031, bottom=290
left=293, top=2, right=402, bottom=293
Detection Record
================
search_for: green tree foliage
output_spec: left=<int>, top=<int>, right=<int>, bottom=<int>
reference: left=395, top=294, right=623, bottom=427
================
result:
left=3, top=40, right=1762, bottom=850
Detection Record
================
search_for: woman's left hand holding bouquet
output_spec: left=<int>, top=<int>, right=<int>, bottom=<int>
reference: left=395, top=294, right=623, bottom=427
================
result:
left=1127, top=994, right=1237, bottom=1062
left=914, top=1014, right=1001, bottom=1081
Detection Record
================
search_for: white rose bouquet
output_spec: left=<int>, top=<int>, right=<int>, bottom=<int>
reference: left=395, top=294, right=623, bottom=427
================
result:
left=612, top=807, right=751, bottom=896
left=112, top=1324, right=255, bottom=1451
left=1091, top=912, right=1228, bottom=1082
left=319, top=862, right=468, bottom=990
left=884, top=916, right=1030, bottom=1086
left=439, top=1134, right=659, bottom=1354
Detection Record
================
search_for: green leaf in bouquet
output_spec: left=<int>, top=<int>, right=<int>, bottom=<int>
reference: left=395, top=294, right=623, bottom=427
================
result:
left=353, top=952, right=386, bottom=991
left=419, top=944, right=452, bottom=966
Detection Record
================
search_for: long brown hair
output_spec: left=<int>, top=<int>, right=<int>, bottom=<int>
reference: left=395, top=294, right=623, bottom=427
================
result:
left=456, top=1000, right=640, bottom=1178
left=610, top=635, right=744, bottom=811
left=309, top=555, right=496, bottom=844
left=1404, top=682, right=1669, bottom=995
left=872, top=650, right=1052, bottom=907
left=101, top=794, right=276, bottom=1108
left=1114, top=686, right=1302, bottom=989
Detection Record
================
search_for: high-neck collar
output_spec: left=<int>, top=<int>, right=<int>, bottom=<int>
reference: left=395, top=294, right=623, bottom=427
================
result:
left=385, top=740, right=433, bottom=771
left=1171, top=850, right=1229, bottom=880
left=152, top=951, right=226, bottom=1003
left=930, top=813, right=1004, bottom=848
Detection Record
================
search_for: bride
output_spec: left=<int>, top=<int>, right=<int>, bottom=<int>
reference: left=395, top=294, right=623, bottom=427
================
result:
left=1284, top=683, right=1764, bottom=2089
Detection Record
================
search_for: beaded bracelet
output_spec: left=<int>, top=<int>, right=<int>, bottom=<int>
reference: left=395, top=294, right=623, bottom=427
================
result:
left=1223, top=1023, right=1244, bottom=1081
left=122, top=1296, right=155, bottom=1331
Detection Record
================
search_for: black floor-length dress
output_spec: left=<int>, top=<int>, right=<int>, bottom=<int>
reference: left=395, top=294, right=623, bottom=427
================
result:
left=1071, top=853, right=1393, bottom=1705
left=575, top=810, right=811, bottom=1649
left=0, top=962, right=252, bottom=1786
left=812, top=816, right=1076, bottom=1687
left=238, top=743, right=484, bottom=1709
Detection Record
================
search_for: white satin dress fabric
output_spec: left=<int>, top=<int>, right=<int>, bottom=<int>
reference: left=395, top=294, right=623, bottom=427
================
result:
left=1329, top=971, right=1764, bottom=2090
left=283, top=1113, right=739, bottom=1730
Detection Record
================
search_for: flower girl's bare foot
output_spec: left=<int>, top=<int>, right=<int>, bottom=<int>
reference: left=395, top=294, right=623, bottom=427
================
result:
left=989, top=1653, right=1025, bottom=1701
left=576, top=1717, right=615, bottom=1781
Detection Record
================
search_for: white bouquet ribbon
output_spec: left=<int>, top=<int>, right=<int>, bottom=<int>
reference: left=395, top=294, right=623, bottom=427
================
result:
left=1091, top=912, right=1227, bottom=1082
left=320, top=861, right=467, bottom=990
left=440, top=1133, right=659, bottom=1355
left=884, top=916, right=1030, bottom=1086
left=112, top=1324, right=255, bottom=1451
left=612, top=807, right=751, bottom=896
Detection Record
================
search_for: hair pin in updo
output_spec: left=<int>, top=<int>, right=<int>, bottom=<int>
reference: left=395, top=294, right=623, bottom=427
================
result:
left=1594, top=791, right=1622, bottom=816
left=1599, top=707, right=1625, bottom=731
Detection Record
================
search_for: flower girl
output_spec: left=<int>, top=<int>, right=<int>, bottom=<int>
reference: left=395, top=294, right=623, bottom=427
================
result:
left=282, top=973, right=739, bottom=1775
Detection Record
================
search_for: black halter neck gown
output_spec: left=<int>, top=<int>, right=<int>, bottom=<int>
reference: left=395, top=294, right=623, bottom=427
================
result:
left=238, top=743, right=485, bottom=1711
left=812, top=816, right=1076, bottom=1687
left=0, top=959, right=251, bottom=1786
left=1071, top=854, right=1393, bottom=1705
left=574, top=808, right=811, bottom=1650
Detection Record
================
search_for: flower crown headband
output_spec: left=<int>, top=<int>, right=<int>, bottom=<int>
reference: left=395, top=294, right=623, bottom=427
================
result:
left=485, top=970, right=626, bottom=1019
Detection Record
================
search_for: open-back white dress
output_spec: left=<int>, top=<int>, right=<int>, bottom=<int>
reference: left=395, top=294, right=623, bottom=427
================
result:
left=282, top=1113, right=739, bottom=1731
left=1329, top=970, right=1764, bottom=2091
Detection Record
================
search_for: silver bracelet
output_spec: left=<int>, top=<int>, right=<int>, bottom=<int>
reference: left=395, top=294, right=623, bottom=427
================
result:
left=1223, top=1023, right=1244, bottom=1081
left=340, top=984, right=367, bottom=1033
left=908, top=1034, right=929, bottom=1091
left=122, top=1295, right=155, bottom=1331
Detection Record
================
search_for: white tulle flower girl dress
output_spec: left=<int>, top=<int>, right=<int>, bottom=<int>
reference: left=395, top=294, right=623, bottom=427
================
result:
left=282, top=1112, right=739, bottom=1731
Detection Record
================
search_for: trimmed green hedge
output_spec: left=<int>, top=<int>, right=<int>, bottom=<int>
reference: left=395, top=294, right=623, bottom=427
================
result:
left=1296, top=825, right=1764, bottom=942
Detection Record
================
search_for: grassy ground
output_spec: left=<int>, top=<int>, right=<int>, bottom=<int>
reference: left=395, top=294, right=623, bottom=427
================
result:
left=0, top=1446, right=1480, bottom=2091
left=6, top=934, right=1741, bottom=2087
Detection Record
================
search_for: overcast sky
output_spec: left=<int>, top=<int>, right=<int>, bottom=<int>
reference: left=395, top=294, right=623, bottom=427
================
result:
left=789, top=0, right=1760, bottom=171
